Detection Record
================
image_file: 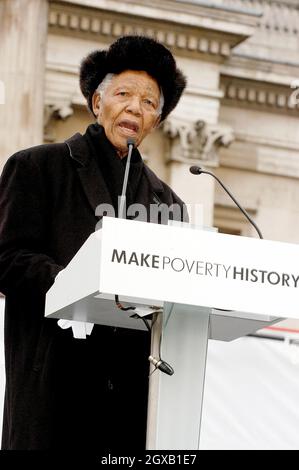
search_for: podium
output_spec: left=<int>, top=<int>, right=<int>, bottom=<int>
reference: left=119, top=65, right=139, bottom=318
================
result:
left=45, top=216, right=299, bottom=449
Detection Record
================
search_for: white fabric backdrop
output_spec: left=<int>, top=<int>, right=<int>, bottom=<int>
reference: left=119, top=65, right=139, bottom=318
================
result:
left=200, top=336, right=299, bottom=450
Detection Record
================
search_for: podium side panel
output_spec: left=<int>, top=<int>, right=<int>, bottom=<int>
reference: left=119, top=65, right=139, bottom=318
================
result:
left=45, top=231, right=102, bottom=317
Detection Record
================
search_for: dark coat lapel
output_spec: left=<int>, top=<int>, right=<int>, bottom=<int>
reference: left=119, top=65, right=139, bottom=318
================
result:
left=143, top=165, right=164, bottom=197
left=65, top=131, right=166, bottom=217
left=65, top=132, right=113, bottom=214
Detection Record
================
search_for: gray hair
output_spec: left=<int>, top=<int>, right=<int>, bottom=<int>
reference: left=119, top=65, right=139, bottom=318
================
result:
left=96, top=72, right=164, bottom=116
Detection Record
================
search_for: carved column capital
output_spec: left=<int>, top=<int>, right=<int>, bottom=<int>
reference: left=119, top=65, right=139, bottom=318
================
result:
left=162, top=117, right=234, bottom=167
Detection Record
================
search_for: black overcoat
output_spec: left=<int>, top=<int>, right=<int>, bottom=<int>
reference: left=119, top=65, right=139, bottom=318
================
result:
left=0, top=125, right=186, bottom=450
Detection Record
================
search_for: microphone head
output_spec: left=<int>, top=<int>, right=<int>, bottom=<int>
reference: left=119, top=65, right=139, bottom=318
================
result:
left=127, top=138, right=136, bottom=148
left=189, top=165, right=202, bottom=175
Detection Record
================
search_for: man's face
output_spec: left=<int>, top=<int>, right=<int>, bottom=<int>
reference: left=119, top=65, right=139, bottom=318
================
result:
left=92, top=70, right=161, bottom=157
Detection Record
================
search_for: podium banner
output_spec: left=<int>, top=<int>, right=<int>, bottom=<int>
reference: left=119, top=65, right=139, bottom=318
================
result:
left=99, top=217, right=299, bottom=320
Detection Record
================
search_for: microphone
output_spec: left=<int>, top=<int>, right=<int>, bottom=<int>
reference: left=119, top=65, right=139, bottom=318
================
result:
left=189, top=165, right=263, bottom=239
left=148, top=355, right=174, bottom=376
left=118, top=138, right=135, bottom=219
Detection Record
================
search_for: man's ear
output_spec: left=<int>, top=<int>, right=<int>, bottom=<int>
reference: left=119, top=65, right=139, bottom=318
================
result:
left=91, top=92, right=101, bottom=117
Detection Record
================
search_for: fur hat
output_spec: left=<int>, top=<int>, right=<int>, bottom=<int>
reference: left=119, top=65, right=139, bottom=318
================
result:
left=79, top=35, right=187, bottom=122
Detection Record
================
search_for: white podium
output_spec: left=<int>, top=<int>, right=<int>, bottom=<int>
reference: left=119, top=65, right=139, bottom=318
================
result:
left=45, top=217, right=299, bottom=449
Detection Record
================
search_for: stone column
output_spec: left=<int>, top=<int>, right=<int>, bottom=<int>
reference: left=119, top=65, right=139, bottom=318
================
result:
left=163, top=116, right=234, bottom=227
left=0, top=0, right=49, bottom=169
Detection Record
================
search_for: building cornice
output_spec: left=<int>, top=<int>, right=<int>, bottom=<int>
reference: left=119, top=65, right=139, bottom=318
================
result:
left=49, top=0, right=258, bottom=57
left=221, top=75, right=299, bottom=114
left=52, top=0, right=260, bottom=29
left=267, top=0, right=299, bottom=6
left=230, top=1, right=299, bottom=69
left=256, top=0, right=299, bottom=35
left=176, top=0, right=262, bottom=16
left=183, top=0, right=299, bottom=15
left=221, top=55, right=299, bottom=88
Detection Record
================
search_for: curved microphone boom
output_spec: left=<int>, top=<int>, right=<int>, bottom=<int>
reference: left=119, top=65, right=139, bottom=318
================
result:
left=189, top=165, right=263, bottom=239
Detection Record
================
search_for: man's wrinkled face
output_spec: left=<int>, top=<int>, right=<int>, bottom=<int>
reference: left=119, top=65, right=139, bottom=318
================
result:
left=92, top=70, right=161, bottom=157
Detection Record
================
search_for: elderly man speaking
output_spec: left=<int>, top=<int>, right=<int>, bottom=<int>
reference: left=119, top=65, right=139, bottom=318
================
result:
left=0, top=36, right=187, bottom=451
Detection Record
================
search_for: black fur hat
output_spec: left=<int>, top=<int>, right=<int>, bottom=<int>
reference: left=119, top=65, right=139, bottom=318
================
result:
left=79, top=35, right=187, bottom=122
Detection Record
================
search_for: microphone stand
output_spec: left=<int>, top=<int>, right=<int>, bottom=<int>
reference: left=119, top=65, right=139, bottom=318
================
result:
left=118, top=138, right=135, bottom=219
left=115, top=137, right=136, bottom=310
left=115, top=138, right=174, bottom=375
